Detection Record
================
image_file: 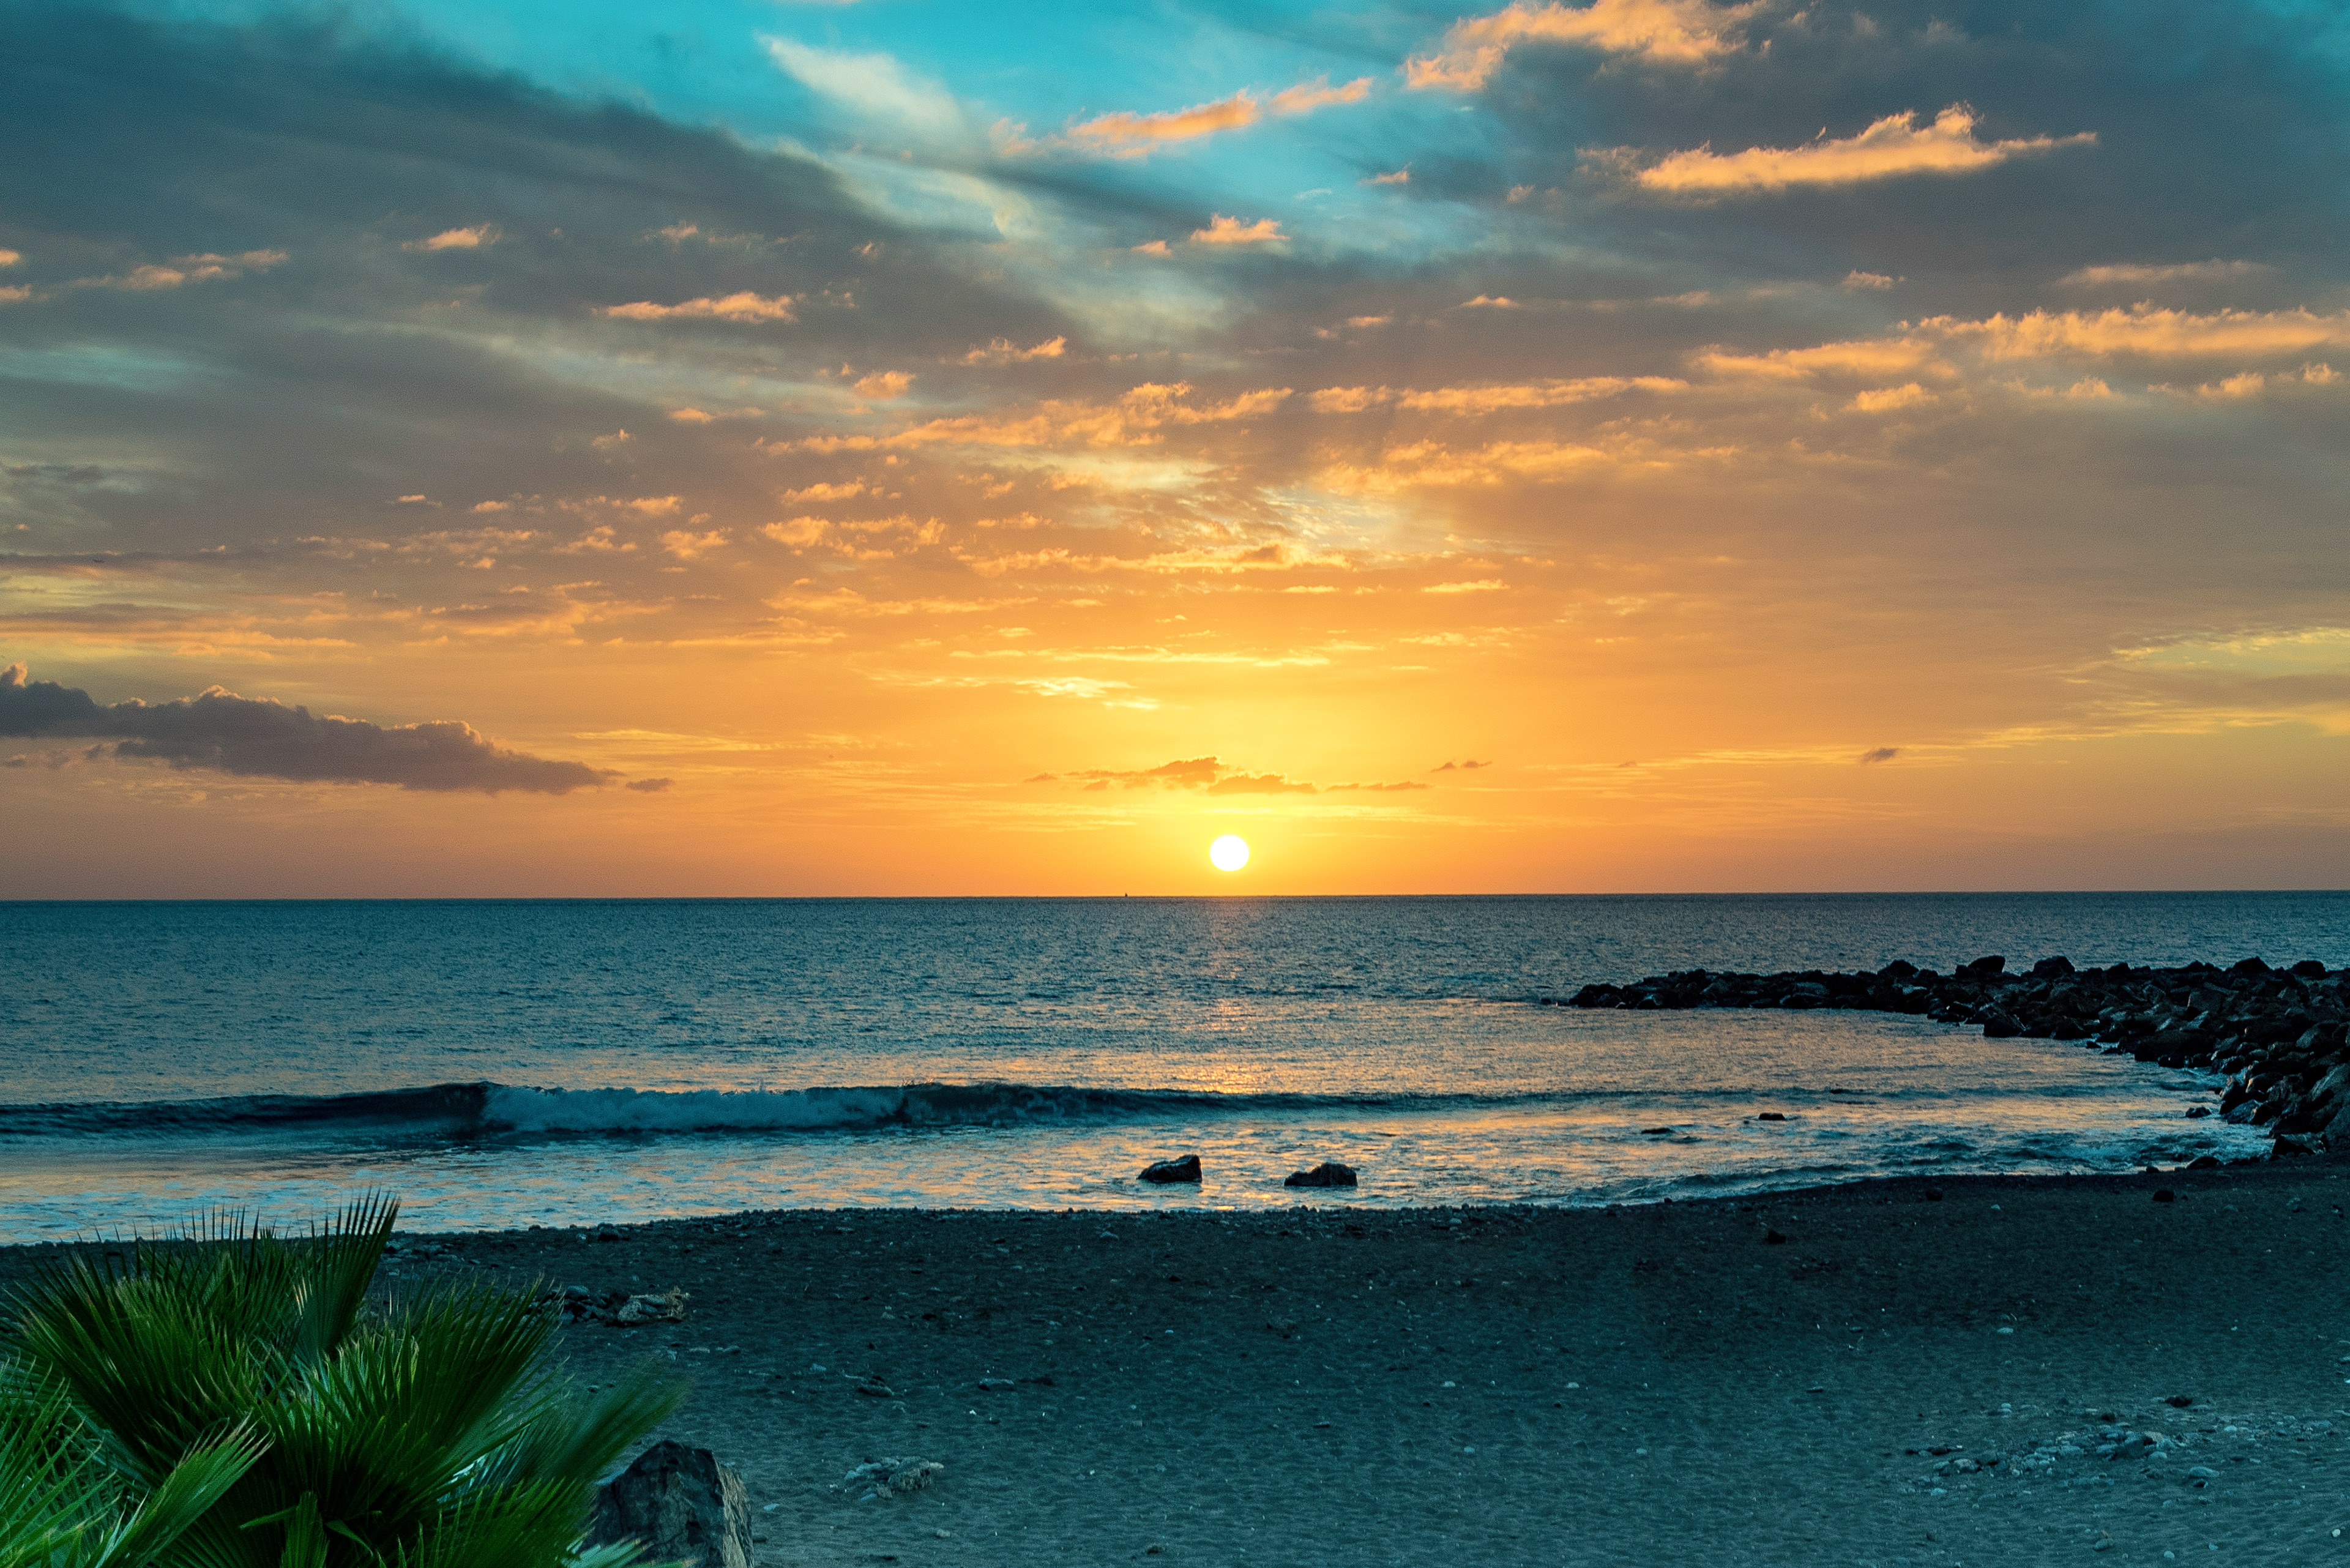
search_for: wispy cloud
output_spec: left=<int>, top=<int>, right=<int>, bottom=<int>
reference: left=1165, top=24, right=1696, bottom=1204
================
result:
left=963, top=336, right=1068, bottom=365
left=1408, top=0, right=1759, bottom=90
left=1620, top=106, right=2094, bottom=196
left=403, top=224, right=499, bottom=252
left=2059, top=259, right=2269, bottom=288
left=763, top=37, right=966, bottom=141
left=602, top=293, right=799, bottom=323
left=1053, top=77, right=1370, bottom=157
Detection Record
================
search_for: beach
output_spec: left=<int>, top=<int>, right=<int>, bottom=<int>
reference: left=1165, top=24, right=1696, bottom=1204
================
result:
left=14, top=1163, right=2343, bottom=1566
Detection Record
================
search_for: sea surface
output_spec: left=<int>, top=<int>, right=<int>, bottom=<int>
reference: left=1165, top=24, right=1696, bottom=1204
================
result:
left=2, top=894, right=2344, bottom=1242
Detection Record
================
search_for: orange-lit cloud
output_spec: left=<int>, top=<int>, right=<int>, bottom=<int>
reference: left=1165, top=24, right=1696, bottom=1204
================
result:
left=1408, top=0, right=1758, bottom=89
left=1192, top=215, right=1288, bottom=245
left=602, top=293, right=799, bottom=323
left=1621, top=106, right=2095, bottom=196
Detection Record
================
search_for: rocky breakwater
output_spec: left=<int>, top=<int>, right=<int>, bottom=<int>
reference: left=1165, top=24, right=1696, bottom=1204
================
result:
left=1557, top=955, right=2349, bottom=1153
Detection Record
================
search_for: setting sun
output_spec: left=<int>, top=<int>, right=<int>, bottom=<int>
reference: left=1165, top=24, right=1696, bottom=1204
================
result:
left=1209, top=835, right=1251, bottom=872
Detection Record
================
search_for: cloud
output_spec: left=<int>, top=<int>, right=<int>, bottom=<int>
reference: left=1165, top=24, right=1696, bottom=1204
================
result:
left=1192, top=215, right=1286, bottom=245
left=1311, top=375, right=1684, bottom=415
left=1065, top=92, right=1261, bottom=155
left=71, top=250, right=288, bottom=291
left=1858, top=747, right=1899, bottom=764
left=1039, top=755, right=1317, bottom=793
left=403, top=224, right=498, bottom=252
left=2059, top=260, right=2269, bottom=288
left=1843, top=271, right=1897, bottom=290
left=1939, top=306, right=2350, bottom=361
left=763, top=37, right=966, bottom=142
left=855, top=369, right=915, bottom=399
left=1433, top=760, right=1492, bottom=771
left=1622, top=106, right=2095, bottom=196
left=1269, top=78, right=1373, bottom=115
left=785, top=480, right=865, bottom=502
left=625, top=777, right=673, bottom=792
left=602, top=293, right=799, bottom=323
left=1366, top=168, right=1411, bottom=185
left=1, top=664, right=614, bottom=793
left=1055, top=78, right=1368, bottom=158
left=660, top=528, right=728, bottom=558
left=1460, top=294, right=1520, bottom=308
left=1131, top=239, right=1170, bottom=256
left=1848, top=383, right=1934, bottom=413
left=962, top=336, right=1067, bottom=365
left=0, top=249, right=18, bottom=266
left=1408, top=0, right=1758, bottom=90
left=1424, top=579, right=1508, bottom=593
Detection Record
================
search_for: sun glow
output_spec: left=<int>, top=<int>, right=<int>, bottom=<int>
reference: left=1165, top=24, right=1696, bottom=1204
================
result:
left=1209, top=834, right=1251, bottom=872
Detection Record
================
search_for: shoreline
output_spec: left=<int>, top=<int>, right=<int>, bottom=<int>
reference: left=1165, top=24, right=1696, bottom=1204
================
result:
left=8, top=1162, right=2347, bottom=1564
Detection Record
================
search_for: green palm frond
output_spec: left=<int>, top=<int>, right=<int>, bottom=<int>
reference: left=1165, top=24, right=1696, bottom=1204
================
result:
left=0, top=1357, right=264, bottom=1568
left=3, top=1195, right=685, bottom=1568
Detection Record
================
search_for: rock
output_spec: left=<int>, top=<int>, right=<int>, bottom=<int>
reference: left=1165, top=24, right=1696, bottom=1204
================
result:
left=614, top=1288, right=690, bottom=1326
left=1138, top=1155, right=1202, bottom=1184
left=1979, top=1010, right=2023, bottom=1039
left=1960, top=955, right=2007, bottom=979
left=974, top=1378, right=1016, bottom=1391
left=2152, top=1189, right=2175, bottom=1203
left=2186, top=1154, right=2220, bottom=1169
left=1639, top=1126, right=1673, bottom=1135
left=1923, top=1189, right=1942, bottom=1201
left=841, top=1457, right=944, bottom=1501
left=1763, top=1228, right=1788, bottom=1244
left=1285, top=1162, right=1358, bottom=1188
left=2031, top=956, right=2076, bottom=977
left=1756, top=1111, right=1787, bottom=1122
left=588, top=1441, right=753, bottom=1568
left=2229, top=956, right=2270, bottom=976
left=2185, top=1105, right=2211, bottom=1119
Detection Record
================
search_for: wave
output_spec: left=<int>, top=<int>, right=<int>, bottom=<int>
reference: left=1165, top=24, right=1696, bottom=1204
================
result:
left=0, top=1079, right=1561, bottom=1141
left=0, top=1071, right=2221, bottom=1145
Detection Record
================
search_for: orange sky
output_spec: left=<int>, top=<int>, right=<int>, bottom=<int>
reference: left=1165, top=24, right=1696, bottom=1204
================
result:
left=4, top=0, right=2348, bottom=895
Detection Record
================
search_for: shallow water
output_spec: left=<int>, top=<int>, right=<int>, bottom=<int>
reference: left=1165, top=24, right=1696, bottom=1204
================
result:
left=1, top=894, right=2337, bottom=1239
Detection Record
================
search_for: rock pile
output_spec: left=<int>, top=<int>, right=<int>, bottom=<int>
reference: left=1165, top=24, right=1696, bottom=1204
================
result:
left=1559, top=955, right=2346, bottom=1152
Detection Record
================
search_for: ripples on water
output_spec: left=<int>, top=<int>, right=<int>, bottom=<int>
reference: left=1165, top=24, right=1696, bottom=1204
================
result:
left=1, top=894, right=2339, bottom=1239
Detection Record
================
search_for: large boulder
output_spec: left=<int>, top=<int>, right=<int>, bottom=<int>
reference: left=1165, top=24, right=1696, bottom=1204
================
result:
left=588, top=1441, right=752, bottom=1568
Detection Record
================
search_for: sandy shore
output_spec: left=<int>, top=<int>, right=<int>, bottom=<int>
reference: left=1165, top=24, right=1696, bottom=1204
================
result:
left=9, top=1163, right=2350, bottom=1566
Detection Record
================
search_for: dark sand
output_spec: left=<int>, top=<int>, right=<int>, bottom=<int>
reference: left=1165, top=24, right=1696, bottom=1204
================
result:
left=9, top=1164, right=2349, bottom=1566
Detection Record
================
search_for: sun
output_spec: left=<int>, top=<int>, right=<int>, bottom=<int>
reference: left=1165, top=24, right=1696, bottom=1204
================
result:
left=1209, top=834, right=1251, bottom=872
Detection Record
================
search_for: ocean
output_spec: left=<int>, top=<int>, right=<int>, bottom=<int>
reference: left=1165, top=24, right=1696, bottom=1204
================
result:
left=2, top=893, right=2344, bottom=1242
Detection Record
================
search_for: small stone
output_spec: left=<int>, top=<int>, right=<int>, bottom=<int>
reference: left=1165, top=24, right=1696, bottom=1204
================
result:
left=975, top=1378, right=1016, bottom=1391
left=1139, top=1155, right=1202, bottom=1184
left=2166, top=1395, right=2193, bottom=1408
left=1763, top=1228, right=1788, bottom=1245
left=2152, top=1189, right=2176, bottom=1203
left=1756, top=1112, right=1788, bottom=1122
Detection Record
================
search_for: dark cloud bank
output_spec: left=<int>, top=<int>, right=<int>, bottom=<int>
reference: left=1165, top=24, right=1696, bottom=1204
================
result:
left=1, top=664, right=612, bottom=793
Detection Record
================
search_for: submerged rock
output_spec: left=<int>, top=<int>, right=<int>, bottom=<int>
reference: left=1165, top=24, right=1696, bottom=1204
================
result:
left=1138, top=1154, right=1203, bottom=1184
left=1285, top=1162, right=1359, bottom=1188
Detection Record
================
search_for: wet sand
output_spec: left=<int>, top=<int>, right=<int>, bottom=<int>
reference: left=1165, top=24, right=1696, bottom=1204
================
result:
left=9, top=1163, right=2350, bottom=1566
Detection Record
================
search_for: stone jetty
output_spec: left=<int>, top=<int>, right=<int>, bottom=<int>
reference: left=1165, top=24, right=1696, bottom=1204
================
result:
left=1555, top=955, right=2348, bottom=1151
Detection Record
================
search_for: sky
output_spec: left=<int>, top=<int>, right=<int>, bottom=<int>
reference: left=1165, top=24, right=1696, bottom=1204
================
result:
left=3, top=0, right=2348, bottom=896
